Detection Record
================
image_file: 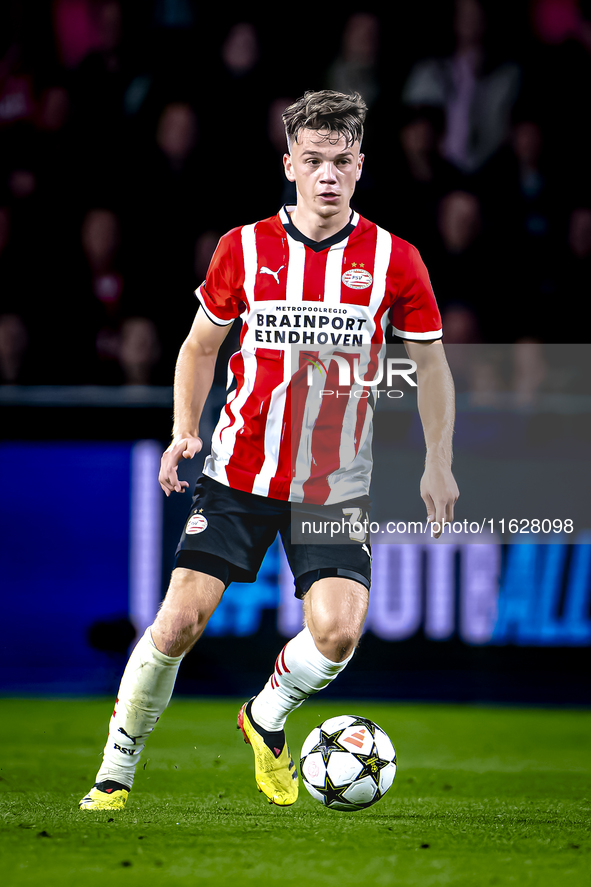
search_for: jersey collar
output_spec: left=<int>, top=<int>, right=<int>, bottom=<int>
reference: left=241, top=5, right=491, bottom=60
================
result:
left=279, top=205, right=358, bottom=252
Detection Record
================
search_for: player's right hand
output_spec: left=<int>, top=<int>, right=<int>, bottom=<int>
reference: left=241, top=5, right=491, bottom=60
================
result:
left=158, top=435, right=202, bottom=496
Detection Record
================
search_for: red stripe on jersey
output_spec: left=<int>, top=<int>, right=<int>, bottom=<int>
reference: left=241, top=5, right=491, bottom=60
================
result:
left=267, top=351, right=315, bottom=500
left=253, top=218, right=288, bottom=303
left=265, top=353, right=304, bottom=500
left=303, top=247, right=329, bottom=303
left=340, top=218, right=378, bottom=307
left=224, top=352, right=286, bottom=493
left=218, top=350, right=244, bottom=446
left=302, top=352, right=357, bottom=502
left=372, top=297, right=392, bottom=344
left=353, top=342, right=382, bottom=452
left=353, top=394, right=369, bottom=458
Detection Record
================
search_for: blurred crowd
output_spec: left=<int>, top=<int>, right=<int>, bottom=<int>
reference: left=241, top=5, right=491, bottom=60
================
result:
left=1, top=0, right=590, bottom=386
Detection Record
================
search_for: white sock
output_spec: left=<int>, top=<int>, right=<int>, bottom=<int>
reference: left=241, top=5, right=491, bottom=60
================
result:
left=251, top=626, right=354, bottom=732
left=95, top=628, right=183, bottom=789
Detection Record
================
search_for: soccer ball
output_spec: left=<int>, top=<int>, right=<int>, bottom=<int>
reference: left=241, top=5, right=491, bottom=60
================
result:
left=300, top=714, right=396, bottom=811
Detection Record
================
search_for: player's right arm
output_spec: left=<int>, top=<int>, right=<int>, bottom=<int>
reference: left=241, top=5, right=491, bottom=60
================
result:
left=158, top=308, right=233, bottom=496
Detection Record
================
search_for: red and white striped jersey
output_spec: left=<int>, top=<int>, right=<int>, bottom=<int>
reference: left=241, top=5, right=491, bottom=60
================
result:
left=196, top=205, right=442, bottom=504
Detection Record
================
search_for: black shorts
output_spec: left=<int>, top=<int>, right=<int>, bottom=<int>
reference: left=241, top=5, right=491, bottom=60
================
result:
left=175, top=475, right=372, bottom=598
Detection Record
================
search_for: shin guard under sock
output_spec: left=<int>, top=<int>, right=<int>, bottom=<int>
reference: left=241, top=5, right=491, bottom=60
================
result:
left=96, top=628, right=183, bottom=789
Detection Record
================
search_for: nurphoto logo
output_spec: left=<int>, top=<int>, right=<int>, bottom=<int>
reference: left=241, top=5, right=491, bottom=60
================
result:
left=304, top=352, right=417, bottom=399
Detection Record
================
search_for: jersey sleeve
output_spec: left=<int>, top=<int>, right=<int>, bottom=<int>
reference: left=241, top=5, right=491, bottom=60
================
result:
left=388, top=240, right=442, bottom=340
left=195, top=228, right=245, bottom=326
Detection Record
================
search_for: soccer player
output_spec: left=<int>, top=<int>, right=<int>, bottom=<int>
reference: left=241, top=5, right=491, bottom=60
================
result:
left=80, top=90, right=458, bottom=810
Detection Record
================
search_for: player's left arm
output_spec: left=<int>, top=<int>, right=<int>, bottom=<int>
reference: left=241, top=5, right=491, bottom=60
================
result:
left=405, top=339, right=459, bottom=533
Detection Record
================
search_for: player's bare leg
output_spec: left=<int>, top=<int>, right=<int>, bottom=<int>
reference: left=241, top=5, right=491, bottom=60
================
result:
left=239, top=577, right=368, bottom=806
left=303, top=576, right=369, bottom=662
left=79, top=568, right=224, bottom=810
left=151, top=567, right=225, bottom=657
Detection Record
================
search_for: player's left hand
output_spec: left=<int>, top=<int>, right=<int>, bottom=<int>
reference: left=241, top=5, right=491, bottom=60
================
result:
left=420, top=460, right=459, bottom=538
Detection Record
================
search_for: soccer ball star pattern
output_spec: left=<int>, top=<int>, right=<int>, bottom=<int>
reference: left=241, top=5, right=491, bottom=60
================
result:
left=300, top=715, right=396, bottom=810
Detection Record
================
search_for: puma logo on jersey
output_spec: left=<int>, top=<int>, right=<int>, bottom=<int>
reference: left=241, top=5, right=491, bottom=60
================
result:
left=260, top=265, right=285, bottom=284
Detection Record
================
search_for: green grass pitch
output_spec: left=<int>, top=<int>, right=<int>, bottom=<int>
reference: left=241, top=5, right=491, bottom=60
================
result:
left=0, top=698, right=589, bottom=886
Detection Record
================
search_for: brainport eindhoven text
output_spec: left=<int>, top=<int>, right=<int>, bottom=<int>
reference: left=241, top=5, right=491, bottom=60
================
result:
left=254, top=307, right=366, bottom=346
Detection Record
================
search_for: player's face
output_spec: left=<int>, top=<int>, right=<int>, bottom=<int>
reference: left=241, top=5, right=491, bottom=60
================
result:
left=283, top=128, right=364, bottom=220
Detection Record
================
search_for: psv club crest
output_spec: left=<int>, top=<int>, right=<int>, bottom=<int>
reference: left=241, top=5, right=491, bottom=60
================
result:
left=186, top=513, right=208, bottom=535
left=342, top=268, right=373, bottom=289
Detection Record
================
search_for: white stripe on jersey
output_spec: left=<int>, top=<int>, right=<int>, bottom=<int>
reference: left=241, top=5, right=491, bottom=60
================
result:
left=391, top=325, right=443, bottom=340
left=206, top=387, right=237, bottom=485
left=250, top=350, right=290, bottom=497
left=205, top=350, right=258, bottom=485
left=325, top=224, right=388, bottom=503
left=326, top=400, right=373, bottom=505
left=241, top=223, right=257, bottom=309
left=211, top=222, right=257, bottom=466
left=285, top=235, right=306, bottom=304
left=368, top=224, right=393, bottom=338
left=289, top=361, right=326, bottom=502
left=324, top=241, right=348, bottom=305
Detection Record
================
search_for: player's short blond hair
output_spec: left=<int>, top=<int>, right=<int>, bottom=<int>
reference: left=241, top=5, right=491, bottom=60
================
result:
left=282, top=90, right=367, bottom=150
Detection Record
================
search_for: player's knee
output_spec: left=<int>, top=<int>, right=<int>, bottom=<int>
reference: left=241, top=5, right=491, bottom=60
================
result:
left=333, top=634, right=358, bottom=662
left=151, top=568, right=224, bottom=655
left=151, top=599, right=217, bottom=656
left=150, top=613, right=196, bottom=656
left=311, top=618, right=362, bottom=662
